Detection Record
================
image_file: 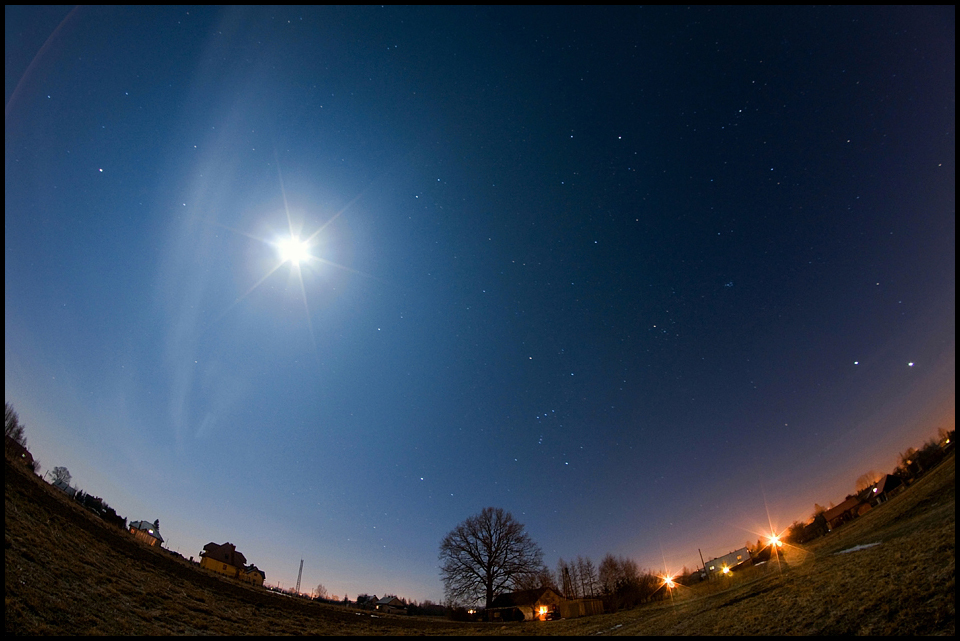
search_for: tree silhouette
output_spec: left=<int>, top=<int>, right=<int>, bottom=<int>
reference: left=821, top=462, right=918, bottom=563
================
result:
left=855, top=470, right=881, bottom=492
left=51, top=466, right=72, bottom=486
left=576, top=555, right=598, bottom=598
left=5, top=402, right=27, bottom=447
left=438, top=507, right=545, bottom=609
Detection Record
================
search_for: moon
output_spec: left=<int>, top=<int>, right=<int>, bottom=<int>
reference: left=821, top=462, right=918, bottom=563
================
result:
left=276, top=236, right=311, bottom=265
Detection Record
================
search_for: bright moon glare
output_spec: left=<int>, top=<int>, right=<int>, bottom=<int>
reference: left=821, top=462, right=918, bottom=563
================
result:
left=277, top=237, right=311, bottom=264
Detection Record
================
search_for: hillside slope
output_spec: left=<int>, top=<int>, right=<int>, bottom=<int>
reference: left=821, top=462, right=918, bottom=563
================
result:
left=4, top=455, right=477, bottom=635
left=6, top=451, right=955, bottom=635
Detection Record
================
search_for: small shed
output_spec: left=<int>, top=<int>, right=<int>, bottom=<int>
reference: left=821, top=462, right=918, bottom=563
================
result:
left=129, top=519, right=164, bottom=547
left=487, top=587, right=564, bottom=621
left=559, top=598, right=604, bottom=618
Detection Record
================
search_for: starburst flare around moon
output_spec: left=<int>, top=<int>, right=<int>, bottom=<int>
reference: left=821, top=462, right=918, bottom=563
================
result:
left=276, top=235, right=312, bottom=265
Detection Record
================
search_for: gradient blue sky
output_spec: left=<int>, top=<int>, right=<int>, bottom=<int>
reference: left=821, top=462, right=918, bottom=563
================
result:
left=5, top=6, right=955, bottom=602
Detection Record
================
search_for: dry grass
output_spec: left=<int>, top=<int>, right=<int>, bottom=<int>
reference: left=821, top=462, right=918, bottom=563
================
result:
left=540, top=452, right=955, bottom=636
left=6, top=452, right=954, bottom=635
left=4, top=456, right=484, bottom=635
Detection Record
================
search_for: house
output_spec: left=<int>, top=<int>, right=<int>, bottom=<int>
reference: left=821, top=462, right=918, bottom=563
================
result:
left=200, top=542, right=248, bottom=579
left=52, top=478, right=78, bottom=498
left=356, top=594, right=379, bottom=609
left=5, top=435, right=35, bottom=470
left=129, top=519, right=164, bottom=547
left=823, top=497, right=865, bottom=531
left=869, top=474, right=904, bottom=505
left=239, top=564, right=266, bottom=586
left=486, top=586, right=564, bottom=621
left=375, top=595, right=407, bottom=614
left=704, top=547, right=751, bottom=577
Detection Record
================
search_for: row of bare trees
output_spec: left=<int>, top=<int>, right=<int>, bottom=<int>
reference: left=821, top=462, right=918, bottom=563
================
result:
left=556, top=555, right=598, bottom=599
left=438, top=507, right=673, bottom=612
left=535, top=553, right=670, bottom=610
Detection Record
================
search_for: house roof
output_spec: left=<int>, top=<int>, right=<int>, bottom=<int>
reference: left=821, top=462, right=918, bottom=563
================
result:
left=52, top=479, right=77, bottom=497
left=376, top=596, right=404, bottom=606
left=129, top=520, right=164, bottom=543
left=823, top=496, right=862, bottom=522
left=202, top=541, right=247, bottom=568
left=5, top=435, right=34, bottom=465
left=705, top=546, right=750, bottom=568
left=489, top=587, right=562, bottom=608
left=873, top=474, right=902, bottom=495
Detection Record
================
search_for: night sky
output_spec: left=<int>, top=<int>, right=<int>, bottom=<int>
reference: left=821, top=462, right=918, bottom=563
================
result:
left=5, top=6, right=955, bottom=602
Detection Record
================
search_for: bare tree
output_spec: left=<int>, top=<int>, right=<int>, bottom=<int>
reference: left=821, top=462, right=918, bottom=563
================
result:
left=512, top=565, right=556, bottom=592
left=51, top=466, right=72, bottom=486
left=5, top=402, right=27, bottom=447
left=315, top=583, right=328, bottom=599
left=898, top=447, right=921, bottom=477
left=438, top=507, right=545, bottom=609
left=598, top=553, right=620, bottom=595
left=855, top=470, right=881, bottom=492
left=567, top=557, right=582, bottom=598
left=557, top=557, right=572, bottom=597
left=576, top=555, right=598, bottom=597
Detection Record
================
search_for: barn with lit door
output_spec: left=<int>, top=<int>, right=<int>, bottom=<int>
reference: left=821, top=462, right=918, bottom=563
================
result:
left=486, top=587, right=564, bottom=621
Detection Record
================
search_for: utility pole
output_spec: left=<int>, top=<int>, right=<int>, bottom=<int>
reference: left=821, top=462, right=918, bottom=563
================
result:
left=295, top=559, right=304, bottom=596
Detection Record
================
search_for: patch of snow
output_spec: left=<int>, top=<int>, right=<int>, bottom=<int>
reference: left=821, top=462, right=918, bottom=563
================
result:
left=834, top=542, right=881, bottom=555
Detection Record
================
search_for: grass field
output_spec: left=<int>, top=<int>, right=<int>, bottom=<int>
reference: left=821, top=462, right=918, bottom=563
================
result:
left=5, top=451, right=954, bottom=635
